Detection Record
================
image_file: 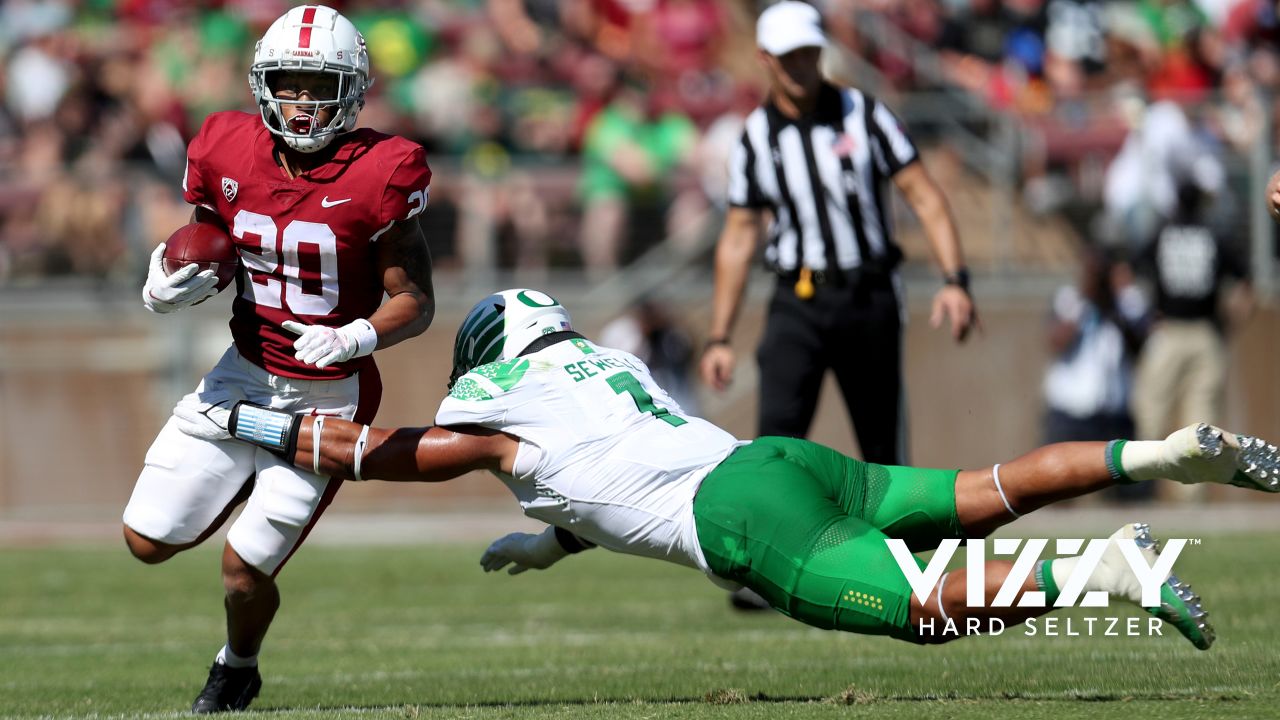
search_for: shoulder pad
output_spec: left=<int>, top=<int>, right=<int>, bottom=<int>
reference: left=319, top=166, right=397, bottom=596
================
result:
left=447, top=357, right=531, bottom=401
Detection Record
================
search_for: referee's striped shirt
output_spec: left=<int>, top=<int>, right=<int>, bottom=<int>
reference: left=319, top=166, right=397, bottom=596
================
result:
left=726, top=83, right=919, bottom=274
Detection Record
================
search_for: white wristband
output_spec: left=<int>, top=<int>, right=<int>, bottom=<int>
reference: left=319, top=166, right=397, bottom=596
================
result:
left=347, top=318, right=378, bottom=358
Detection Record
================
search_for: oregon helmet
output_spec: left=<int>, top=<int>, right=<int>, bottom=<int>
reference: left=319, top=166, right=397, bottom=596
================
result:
left=450, top=289, right=573, bottom=388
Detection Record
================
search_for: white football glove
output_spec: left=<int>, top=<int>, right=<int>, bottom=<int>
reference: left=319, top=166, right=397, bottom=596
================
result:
left=281, top=319, right=378, bottom=369
left=480, top=527, right=571, bottom=575
left=172, top=385, right=243, bottom=441
left=142, top=243, right=219, bottom=314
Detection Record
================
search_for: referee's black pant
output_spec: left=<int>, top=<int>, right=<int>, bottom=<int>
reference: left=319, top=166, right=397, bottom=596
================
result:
left=756, top=270, right=905, bottom=466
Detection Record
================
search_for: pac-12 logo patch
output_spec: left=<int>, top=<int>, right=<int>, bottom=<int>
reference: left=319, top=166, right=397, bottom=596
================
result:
left=222, top=177, right=239, bottom=203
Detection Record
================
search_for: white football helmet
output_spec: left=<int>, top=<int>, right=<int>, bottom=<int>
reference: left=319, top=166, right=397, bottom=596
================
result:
left=450, top=289, right=575, bottom=388
left=248, top=5, right=371, bottom=153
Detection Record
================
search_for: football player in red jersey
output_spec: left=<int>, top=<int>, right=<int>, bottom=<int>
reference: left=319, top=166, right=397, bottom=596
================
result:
left=123, top=6, right=435, bottom=713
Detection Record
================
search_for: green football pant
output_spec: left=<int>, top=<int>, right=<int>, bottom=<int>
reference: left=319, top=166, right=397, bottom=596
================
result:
left=692, top=436, right=963, bottom=640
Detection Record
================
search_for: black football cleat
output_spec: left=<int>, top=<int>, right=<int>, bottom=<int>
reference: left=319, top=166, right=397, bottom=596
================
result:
left=191, top=662, right=262, bottom=714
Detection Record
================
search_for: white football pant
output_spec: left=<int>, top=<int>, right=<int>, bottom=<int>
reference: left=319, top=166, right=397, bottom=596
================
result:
left=123, top=346, right=379, bottom=575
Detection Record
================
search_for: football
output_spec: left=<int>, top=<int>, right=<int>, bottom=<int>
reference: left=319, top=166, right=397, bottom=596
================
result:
left=162, top=222, right=239, bottom=291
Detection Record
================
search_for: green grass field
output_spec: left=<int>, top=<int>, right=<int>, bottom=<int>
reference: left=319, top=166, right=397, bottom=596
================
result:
left=4, top=532, right=1280, bottom=719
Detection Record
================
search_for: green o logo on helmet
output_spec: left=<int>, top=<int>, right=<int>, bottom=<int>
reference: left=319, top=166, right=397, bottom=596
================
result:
left=516, top=290, right=559, bottom=308
left=449, top=289, right=570, bottom=389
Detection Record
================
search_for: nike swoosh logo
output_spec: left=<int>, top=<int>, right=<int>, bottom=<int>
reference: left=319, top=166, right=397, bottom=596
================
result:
left=321, top=196, right=352, bottom=208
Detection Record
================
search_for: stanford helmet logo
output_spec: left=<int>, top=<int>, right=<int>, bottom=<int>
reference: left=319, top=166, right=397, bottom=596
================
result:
left=222, top=177, right=239, bottom=203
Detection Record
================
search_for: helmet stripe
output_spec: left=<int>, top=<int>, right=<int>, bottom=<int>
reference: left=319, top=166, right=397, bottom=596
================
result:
left=454, top=307, right=504, bottom=371
left=471, top=315, right=508, bottom=364
left=475, top=339, right=504, bottom=368
left=457, top=305, right=499, bottom=349
left=299, top=7, right=317, bottom=49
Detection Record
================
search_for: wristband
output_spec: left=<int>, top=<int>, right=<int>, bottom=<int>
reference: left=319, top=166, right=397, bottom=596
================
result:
left=229, top=402, right=301, bottom=458
left=943, top=268, right=971, bottom=293
left=703, top=337, right=730, bottom=353
left=348, top=318, right=378, bottom=358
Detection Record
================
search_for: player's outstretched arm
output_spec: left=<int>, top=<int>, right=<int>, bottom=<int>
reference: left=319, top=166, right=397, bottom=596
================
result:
left=174, top=398, right=515, bottom=482
left=293, top=415, right=513, bottom=482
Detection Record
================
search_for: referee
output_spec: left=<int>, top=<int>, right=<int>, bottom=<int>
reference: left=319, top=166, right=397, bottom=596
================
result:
left=700, top=1, right=977, bottom=466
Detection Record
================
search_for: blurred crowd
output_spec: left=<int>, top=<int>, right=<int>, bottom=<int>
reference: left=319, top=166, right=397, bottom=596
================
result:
left=1, top=0, right=1278, bottom=284
left=0, top=0, right=763, bottom=283
left=857, top=0, right=1278, bottom=236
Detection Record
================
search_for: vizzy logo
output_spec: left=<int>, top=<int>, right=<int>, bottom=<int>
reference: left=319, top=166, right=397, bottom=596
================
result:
left=886, top=537, right=1187, bottom=608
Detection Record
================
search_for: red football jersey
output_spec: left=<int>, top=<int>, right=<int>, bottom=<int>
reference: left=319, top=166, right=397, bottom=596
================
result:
left=183, top=111, right=431, bottom=380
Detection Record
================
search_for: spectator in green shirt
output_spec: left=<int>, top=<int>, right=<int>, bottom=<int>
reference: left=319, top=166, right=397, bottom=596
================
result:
left=578, top=78, right=699, bottom=277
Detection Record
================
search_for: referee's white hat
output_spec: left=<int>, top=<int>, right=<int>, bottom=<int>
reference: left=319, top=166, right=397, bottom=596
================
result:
left=757, top=1, right=827, bottom=56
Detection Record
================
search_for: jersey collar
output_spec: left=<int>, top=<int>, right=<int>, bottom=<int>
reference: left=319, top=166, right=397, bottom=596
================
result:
left=765, top=82, right=844, bottom=128
left=518, top=331, right=587, bottom=357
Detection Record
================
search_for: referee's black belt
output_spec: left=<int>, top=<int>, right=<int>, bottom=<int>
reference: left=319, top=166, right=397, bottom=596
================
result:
left=774, top=266, right=895, bottom=290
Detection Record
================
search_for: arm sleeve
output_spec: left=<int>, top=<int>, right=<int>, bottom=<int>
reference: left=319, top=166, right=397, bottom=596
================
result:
left=726, top=131, right=767, bottom=209
left=378, top=144, right=433, bottom=234
left=867, top=98, right=919, bottom=177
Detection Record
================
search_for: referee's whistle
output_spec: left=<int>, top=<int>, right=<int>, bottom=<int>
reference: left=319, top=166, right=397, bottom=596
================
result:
left=794, top=266, right=815, bottom=300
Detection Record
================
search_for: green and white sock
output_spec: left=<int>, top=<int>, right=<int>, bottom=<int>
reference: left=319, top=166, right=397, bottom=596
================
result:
left=1116, top=439, right=1174, bottom=482
left=1034, top=559, right=1063, bottom=605
left=1104, top=438, right=1181, bottom=483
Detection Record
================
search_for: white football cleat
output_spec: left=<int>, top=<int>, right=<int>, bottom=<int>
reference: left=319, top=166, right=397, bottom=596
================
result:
left=1159, top=424, right=1280, bottom=492
left=1095, top=523, right=1214, bottom=651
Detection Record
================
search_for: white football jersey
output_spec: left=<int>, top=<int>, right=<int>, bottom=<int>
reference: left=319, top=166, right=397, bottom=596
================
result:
left=436, top=337, right=744, bottom=573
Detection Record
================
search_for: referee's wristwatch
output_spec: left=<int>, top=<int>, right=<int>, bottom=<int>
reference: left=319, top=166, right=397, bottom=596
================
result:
left=703, top=337, right=731, bottom=354
left=943, top=267, right=971, bottom=294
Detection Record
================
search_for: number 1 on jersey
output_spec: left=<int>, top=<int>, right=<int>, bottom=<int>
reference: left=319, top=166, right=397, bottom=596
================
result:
left=607, top=372, right=687, bottom=427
